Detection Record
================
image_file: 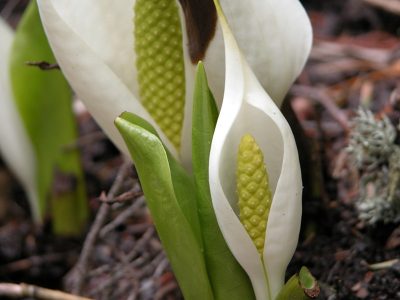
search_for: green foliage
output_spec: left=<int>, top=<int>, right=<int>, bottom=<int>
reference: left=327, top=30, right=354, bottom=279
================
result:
left=192, top=63, right=255, bottom=300
left=348, top=108, right=400, bottom=224
left=116, top=112, right=203, bottom=246
left=9, top=1, right=87, bottom=235
left=115, top=113, right=213, bottom=300
left=276, top=267, right=319, bottom=300
left=115, top=64, right=258, bottom=299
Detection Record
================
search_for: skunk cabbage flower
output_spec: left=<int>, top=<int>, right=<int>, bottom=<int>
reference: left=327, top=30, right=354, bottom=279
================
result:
left=0, top=19, right=39, bottom=221
left=37, top=0, right=311, bottom=166
left=209, top=1, right=310, bottom=299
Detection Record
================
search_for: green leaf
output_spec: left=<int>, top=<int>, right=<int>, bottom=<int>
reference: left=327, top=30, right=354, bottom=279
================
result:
left=115, top=115, right=213, bottom=300
left=9, top=1, right=87, bottom=235
left=118, top=112, right=203, bottom=247
left=276, top=267, right=320, bottom=300
left=192, top=62, right=255, bottom=300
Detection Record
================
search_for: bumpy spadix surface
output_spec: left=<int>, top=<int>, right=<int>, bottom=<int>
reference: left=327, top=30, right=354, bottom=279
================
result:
left=237, top=134, right=272, bottom=255
left=134, top=0, right=185, bottom=150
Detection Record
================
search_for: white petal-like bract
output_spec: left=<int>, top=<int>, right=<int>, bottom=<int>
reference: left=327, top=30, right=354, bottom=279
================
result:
left=205, top=0, right=312, bottom=107
left=37, top=0, right=178, bottom=159
left=37, top=0, right=312, bottom=165
left=0, top=19, right=39, bottom=221
left=209, top=2, right=304, bottom=299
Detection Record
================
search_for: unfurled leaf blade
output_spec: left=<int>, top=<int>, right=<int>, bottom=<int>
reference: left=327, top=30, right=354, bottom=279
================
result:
left=192, top=62, right=255, bottom=300
left=9, top=1, right=87, bottom=235
left=115, top=116, right=213, bottom=300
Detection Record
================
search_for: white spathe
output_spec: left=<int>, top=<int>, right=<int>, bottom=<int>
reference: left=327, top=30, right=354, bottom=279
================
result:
left=0, top=19, right=39, bottom=221
left=205, top=0, right=312, bottom=106
left=209, top=2, right=305, bottom=300
left=36, top=0, right=176, bottom=159
left=36, top=0, right=312, bottom=166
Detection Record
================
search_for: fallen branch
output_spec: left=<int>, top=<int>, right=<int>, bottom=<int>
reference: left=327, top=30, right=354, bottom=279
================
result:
left=0, top=283, right=92, bottom=300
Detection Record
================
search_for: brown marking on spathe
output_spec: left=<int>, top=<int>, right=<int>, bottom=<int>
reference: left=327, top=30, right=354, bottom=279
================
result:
left=178, top=0, right=217, bottom=63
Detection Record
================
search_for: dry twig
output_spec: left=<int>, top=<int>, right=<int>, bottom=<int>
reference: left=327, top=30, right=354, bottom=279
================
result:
left=100, top=196, right=145, bottom=238
left=65, top=160, right=132, bottom=295
left=154, top=282, right=178, bottom=300
left=368, top=258, right=400, bottom=270
left=291, top=85, right=350, bottom=131
left=26, top=61, right=60, bottom=70
left=0, top=0, right=21, bottom=20
left=311, top=41, right=394, bottom=66
left=99, top=187, right=143, bottom=204
left=0, top=283, right=92, bottom=300
left=0, top=252, right=73, bottom=274
left=362, top=0, right=400, bottom=15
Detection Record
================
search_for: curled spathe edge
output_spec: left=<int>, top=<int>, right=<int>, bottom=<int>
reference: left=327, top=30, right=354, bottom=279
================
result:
left=209, top=2, right=302, bottom=299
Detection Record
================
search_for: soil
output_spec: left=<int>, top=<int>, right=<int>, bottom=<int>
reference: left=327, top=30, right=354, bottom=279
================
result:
left=1, top=0, right=400, bottom=299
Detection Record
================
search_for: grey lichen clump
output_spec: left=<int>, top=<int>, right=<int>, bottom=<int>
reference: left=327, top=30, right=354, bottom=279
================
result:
left=348, top=108, right=400, bottom=224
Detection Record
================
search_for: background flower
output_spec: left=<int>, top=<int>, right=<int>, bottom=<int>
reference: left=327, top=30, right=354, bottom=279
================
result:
left=0, top=18, right=39, bottom=221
